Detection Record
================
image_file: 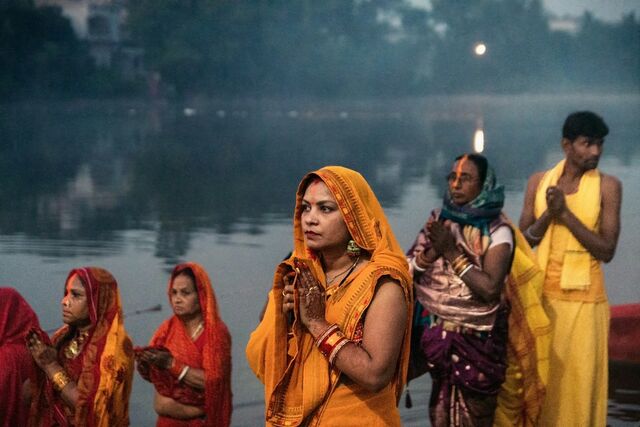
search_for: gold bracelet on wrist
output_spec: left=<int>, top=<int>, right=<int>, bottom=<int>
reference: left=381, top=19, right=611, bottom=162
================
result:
left=51, top=370, right=71, bottom=392
left=451, top=254, right=469, bottom=272
left=451, top=253, right=466, bottom=266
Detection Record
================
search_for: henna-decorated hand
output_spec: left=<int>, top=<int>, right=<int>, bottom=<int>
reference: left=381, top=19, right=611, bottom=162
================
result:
left=26, top=331, right=58, bottom=371
left=293, top=258, right=329, bottom=337
left=281, top=270, right=296, bottom=315
left=427, top=220, right=457, bottom=258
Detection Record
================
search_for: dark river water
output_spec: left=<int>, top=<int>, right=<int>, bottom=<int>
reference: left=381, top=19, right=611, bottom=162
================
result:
left=1, top=94, right=638, bottom=425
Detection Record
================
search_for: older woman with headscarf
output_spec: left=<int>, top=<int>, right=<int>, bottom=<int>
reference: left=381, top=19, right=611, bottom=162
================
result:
left=406, top=154, right=550, bottom=427
left=0, top=288, right=40, bottom=427
left=246, top=166, right=413, bottom=426
left=26, top=267, right=134, bottom=427
left=135, top=262, right=232, bottom=427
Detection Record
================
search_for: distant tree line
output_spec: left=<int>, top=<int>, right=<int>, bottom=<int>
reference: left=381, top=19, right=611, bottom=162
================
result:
left=2, top=0, right=638, bottom=99
left=0, top=0, right=139, bottom=99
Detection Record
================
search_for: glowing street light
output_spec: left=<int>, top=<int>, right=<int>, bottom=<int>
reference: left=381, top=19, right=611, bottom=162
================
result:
left=474, top=42, right=487, bottom=56
left=473, top=128, right=485, bottom=153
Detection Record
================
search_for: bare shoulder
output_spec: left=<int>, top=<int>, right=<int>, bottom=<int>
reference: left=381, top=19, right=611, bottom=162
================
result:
left=527, top=171, right=546, bottom=189
left=601, top=173, right=622, bottom=192
left=375, top=276, right=403, bottom=296
left=522, top=171, right=546, bottom=203
left=600, top=173, right=622, bottom=202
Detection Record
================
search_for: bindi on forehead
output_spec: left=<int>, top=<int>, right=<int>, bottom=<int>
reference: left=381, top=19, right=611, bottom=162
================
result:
left=304, top=180, right=334, bottom=202
left=452, top=156, right=479, bottom=178
left=454, top=156, right=468, bottom=178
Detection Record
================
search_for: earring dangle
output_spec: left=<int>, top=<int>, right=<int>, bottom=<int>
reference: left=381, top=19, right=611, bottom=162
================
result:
left=346, top=240, right=361, bottom=257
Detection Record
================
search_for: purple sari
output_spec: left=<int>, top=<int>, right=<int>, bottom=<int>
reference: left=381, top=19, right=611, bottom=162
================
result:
left=421, top=306, right=508, bottom=426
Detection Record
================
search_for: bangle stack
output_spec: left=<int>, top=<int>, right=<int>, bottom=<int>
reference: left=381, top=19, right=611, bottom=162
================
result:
left=450, top=253, right=475, bottom=279
left=51, top=370, right=71, bottom=392
left=315, top=324, right=351, bottom=366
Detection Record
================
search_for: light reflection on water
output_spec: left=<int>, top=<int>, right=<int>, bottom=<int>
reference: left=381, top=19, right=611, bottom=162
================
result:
left=1, top=95, right=638, bottom=426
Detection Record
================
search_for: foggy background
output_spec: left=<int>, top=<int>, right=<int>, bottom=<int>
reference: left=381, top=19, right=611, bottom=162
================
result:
left=2, top=0, right=638, bottom=100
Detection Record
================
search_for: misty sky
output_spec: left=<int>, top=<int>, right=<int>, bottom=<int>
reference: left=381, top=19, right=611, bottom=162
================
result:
left=409, top=0, right=639, bottom=22
left=544, top=0, right=640, bottom=21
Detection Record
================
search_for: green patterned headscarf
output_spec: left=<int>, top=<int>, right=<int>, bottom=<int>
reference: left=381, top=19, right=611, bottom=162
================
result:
left=440, top=158, right=504, bottom=236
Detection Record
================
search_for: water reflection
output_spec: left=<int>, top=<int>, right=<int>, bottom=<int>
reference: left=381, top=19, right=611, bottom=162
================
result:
left=2, top=102, right=437, bottom=265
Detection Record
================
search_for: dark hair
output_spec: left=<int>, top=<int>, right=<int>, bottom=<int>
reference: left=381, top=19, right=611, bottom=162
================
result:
left=174, top=267, right=196, bottom=284
left=455, top=153, right=488, bottom=184
left=562, top=111, right=609, bottom=141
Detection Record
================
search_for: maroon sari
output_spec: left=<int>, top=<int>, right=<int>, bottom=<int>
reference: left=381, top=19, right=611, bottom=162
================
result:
left=0, top=288, right=40, bottom=427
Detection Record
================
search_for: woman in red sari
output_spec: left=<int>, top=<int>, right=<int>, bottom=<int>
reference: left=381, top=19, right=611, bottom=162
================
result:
left=136, top=262, right=232, bottom=427
left=26, top=267, right=134, bottom=426
left=0, top=288, right=40, bottom=427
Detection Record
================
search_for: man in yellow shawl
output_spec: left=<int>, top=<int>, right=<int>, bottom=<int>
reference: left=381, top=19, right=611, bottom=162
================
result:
left=246, top=166, right=412, bottom=426
left=519, top=111, right=622, bottom=426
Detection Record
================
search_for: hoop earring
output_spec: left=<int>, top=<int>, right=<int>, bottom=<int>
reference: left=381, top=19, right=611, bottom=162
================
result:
left=346, top=240, right=361, bottom=257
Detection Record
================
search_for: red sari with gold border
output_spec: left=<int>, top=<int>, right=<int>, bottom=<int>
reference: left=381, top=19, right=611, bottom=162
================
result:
left=137, top=262, right=232, bottom=427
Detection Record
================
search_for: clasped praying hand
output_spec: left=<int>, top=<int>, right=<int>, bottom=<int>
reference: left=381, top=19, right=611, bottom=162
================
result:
left=281, top=258, right=327, bottom=334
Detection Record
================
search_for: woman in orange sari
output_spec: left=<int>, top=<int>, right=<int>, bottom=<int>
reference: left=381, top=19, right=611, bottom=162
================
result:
left=135, top=262, right=232, bottom=427
left=246, top=166, right=413, bottom=426
left=0, top=288, right=40, bottom=427
left=26, top=267, right=134, bottom=426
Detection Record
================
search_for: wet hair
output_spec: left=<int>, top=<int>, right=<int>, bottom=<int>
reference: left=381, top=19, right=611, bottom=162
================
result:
left=455, top=153, right=488, bottom=185
left=562, top=111, right=609, bottom=141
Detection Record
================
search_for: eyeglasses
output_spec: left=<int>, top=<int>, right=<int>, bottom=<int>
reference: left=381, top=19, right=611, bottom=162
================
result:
left=446, top=173, right=478, bottom=184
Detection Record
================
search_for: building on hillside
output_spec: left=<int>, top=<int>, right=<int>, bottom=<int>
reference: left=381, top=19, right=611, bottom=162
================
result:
left=35, top=0, right=144, bottom=80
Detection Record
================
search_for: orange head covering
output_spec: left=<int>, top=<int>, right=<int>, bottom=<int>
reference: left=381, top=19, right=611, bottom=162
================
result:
left=293, top=166, right=410, bottom=268
left=247, top=166, right=412, bottom=426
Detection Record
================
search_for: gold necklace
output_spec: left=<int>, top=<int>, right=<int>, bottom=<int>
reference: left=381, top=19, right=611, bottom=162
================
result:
left=190, top=322, right=204, bottom=340
left=64, top=330, right=89, bottom=359
left=326, top=256, right=360, bottom=285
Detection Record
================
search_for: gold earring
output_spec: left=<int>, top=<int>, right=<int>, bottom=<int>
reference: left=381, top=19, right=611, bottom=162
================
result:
left=346, top=240, right=361, bottom=257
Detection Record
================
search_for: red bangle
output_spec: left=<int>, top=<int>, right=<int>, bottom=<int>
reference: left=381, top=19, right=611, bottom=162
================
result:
left=315, top=324, right=351, bottom=365
left=328, top=337, right=350, bottom=365
left=315, top=324, right=339, bottom=346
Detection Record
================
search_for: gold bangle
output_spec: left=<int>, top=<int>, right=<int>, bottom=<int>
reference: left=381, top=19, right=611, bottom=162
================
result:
left=51, top=370, right=71, bottom=392
left=451, top=255, right=469, bottom=273
left=451, top=253, right=466, bottom=266
left=455, top=262, right=472, bottom=276
left=452, top=256, right=471, bottom=275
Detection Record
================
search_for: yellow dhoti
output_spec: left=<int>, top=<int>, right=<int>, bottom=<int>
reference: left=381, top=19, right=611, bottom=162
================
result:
left=538, top=299, right=608, bottom=427
left=534, top=160, right=608, bottom=427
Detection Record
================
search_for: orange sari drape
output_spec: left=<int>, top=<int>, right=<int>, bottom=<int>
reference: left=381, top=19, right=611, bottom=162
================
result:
left=28, top=267, right=134, bottom=427
left=137, top=262, right=232, bottom=427
left=246, top=166, right=412, bottom=426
